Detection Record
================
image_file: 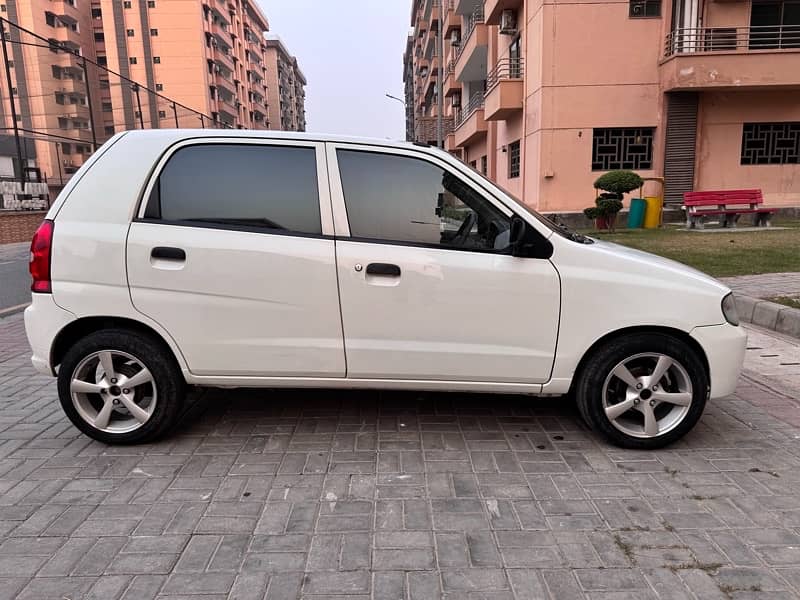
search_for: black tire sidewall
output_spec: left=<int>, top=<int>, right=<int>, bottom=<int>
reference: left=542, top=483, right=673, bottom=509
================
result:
left=576, top=333, right=708, bottom=450
left=57, top=329, right=184, bottom=444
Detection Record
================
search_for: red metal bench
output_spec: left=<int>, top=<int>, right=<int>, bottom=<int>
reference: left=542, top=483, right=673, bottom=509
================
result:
left=683, top=189, right=776, bottom=229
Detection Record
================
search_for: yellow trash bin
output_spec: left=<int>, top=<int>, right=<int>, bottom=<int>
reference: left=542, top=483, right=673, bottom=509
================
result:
left=643, top=195, right=663, bottom=229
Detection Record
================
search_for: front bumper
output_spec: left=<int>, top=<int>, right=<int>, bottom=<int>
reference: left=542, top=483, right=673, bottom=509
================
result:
left=24, top=293, right=75, bottom=376
left=690, top=323, right=747, bottom=399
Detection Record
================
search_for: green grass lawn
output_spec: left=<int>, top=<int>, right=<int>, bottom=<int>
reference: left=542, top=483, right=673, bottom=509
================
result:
left=583, top=220, right=800, bottom=278
left=770, top=296, right=800, bottom=310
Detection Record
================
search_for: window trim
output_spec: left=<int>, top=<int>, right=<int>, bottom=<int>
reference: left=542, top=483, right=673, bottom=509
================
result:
left=134, top=138, right=335, bottom=237
left=326, top=142, right=524, bottom=255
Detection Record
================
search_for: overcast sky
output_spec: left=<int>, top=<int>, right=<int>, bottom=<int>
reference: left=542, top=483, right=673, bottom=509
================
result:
left=257, top=0, right=411, bottom=140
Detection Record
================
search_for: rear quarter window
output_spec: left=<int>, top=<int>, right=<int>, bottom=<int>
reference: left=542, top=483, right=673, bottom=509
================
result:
left=144, top=143, right=321, bottom=235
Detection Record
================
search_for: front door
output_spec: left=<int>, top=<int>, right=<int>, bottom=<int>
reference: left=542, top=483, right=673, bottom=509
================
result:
left=126, top=139, right=345, bottom=378
left=328, top=144, right=560, bottom=384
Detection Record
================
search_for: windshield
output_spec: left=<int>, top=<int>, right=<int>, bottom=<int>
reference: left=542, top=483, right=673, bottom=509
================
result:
left=465, top=164, right=594, bottom=245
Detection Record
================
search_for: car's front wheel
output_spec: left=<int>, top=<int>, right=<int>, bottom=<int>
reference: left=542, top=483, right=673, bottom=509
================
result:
left=57, top=329, right=185, bottom=444
left=575, top=333, right=708, bottom=449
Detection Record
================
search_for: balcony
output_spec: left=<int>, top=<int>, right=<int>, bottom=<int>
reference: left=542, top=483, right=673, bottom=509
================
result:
left=51, top=0, right=80, bottom=24
left=453, top=92, right=487, bottom=146
left=443, top=59, right=460, bottom=96
left=661, top=26, right=800, bottom=90
left=484, top=58, right=524, bottom=120
left=484, top=0, right=523, bottom=26
left=53, top=26, right=81, bottom=51
left=454, top=6, right=487, bottom=82
left=444, top=1, right=460, bottom=35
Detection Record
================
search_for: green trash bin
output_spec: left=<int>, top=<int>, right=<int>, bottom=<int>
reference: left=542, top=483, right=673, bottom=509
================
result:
left=628, top=198, right=646, bottom=229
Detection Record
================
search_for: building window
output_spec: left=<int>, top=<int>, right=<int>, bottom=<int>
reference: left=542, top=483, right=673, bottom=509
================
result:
left=153, top=56, right=161, bottom=64
left=630, top=0, right=660, bottom=17
left=469, top=160, right=477, bottom=169
left=97, top=56, right=108, bottom=66
left=105, top=125, right=115, bottom=135
left=155, top=83, right=163, bottom=91
left=124, top=1, right=132, bottom=7
left=127, top=29, right=135, bottom=37
left=741, top=122, right=800, bottom=165
left=1, top=6, right=6, bottom=13
left=592, top=127, right=654, bottom=170
left=129, top=57, right=137, bottom=64
left=6, top=60, right=12, bottom=69
left=508, top=141, right=521, bottom=178
left=91, top=8, right=102, bottom=18
left=45, top=11, right=56, bottom=27
left=150, top=28, right=158, bottom=36
left=94, top=32, right=104, bottom=42
left=158, top=110, right=167, bottom=118
left=480, top=155, right=487, bottom=175
left=148, top=0, right=156, bottom=7
left=102, top=102, right=112, bottom=112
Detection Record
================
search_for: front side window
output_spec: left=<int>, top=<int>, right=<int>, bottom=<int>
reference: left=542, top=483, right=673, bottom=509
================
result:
left=337, top=150, right=512, bottom=252
left=145, top=144, right=321, bottom=235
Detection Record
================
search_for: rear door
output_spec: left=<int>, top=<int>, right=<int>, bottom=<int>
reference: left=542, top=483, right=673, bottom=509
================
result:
left=126, top=138, right=345, bottom=378
left=327, top=144, right=560, bottom=384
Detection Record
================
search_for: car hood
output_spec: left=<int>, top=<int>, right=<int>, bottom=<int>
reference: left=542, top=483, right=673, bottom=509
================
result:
left=587, top=239, right=731, bottom=295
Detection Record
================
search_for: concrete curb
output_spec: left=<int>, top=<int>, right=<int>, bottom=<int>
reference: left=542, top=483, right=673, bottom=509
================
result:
left=736, top=294, right=800, bottom=340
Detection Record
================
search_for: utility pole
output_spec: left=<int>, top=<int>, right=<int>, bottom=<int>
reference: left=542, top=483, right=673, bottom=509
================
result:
left=132, top=83, right=144, bottom=129
left=0, top=19, right=25, bottom=184
left=172, top=101, right=179, bottom=128
left=436, top=0, right=444, bottom=149
left=81, top=56, right=98, bottom=150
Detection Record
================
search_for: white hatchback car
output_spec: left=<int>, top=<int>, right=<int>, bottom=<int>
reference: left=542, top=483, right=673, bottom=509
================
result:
left=25, top=130, right=746, bottom=448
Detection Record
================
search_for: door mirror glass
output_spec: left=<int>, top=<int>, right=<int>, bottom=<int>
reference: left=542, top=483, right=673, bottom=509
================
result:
left=510, top=215, right=527, bottom=256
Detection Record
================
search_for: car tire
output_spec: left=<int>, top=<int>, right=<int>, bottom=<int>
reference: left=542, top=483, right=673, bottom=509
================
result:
left=57, top=329, right=185, bottom=444
left=575, top=333, right=708, bottom=449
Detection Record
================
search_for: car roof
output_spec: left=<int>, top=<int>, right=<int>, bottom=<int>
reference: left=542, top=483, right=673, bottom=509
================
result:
left=119, top=128, right=435, bottom=152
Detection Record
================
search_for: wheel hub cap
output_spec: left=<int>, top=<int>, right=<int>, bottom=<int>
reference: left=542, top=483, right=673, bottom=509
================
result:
left=69, top=350, right=157, bottom=434
left=602, top=352, right=693, bottom=439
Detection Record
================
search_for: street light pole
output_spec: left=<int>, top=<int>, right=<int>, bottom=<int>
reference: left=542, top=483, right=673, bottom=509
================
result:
left=385, top=93, right=406, bottom=107
left=437, top=0, right=444, bottom=149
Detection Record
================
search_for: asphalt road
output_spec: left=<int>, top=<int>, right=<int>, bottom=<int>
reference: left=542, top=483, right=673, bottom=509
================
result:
left=0, top=242, right=31, bottom=315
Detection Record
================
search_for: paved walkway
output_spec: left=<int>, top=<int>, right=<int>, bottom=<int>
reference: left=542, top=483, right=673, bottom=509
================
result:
left=722, top=272, right=800, bottom=300
left=2, top=313, right=800, bottom=599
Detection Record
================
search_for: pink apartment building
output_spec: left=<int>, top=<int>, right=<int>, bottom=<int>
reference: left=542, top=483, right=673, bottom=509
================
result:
left=0, top=0, right=306, bottom=184
left=404, top=0, right=800, bottom=213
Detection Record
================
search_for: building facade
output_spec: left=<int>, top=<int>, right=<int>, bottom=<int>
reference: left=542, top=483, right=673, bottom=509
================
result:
left=264, top=33, right=306, bottom=131
left=0, top=0, right=306, bottom=186
left=405, top=0, right=800, bottom=213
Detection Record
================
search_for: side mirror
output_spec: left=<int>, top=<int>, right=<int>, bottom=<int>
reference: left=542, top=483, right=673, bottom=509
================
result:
left=509, top=215, right=527, bottom=257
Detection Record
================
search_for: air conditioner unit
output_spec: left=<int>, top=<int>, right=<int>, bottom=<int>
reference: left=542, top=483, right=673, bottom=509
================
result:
left=451, top=94, right=461, bottom=108
left=451, top=29, right=461, bottom=46
left=499, top=9, right=517, bottom=34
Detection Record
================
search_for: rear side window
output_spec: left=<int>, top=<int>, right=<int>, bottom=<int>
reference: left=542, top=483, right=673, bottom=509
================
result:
left=145, top=144, right=321, bottom=235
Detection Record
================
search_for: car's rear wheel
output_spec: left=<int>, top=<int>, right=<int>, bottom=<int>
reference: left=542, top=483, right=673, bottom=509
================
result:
left=57, top=329, right=185, bottom=444
left=575, top=333, right=708, bottom=449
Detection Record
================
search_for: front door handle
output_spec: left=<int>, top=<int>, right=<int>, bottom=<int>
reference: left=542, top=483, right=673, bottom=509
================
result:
left=366, top=263, right=401, bottom=277
left=151, top=246, right=186, bottom=261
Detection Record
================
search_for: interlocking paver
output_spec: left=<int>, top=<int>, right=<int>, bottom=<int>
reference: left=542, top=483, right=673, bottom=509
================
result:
left=4, top=312, right=800, bottom=598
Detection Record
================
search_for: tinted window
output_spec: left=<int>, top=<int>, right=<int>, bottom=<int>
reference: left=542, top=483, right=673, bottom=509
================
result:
left=337, top=150, right=511, bottom=252
left=147, top=144, right=321, bottom=234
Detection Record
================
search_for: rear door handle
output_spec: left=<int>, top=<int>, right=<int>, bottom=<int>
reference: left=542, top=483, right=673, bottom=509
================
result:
left=366, top=263, right=401, bottom=277
left=151, top=246, right=186, bottom=261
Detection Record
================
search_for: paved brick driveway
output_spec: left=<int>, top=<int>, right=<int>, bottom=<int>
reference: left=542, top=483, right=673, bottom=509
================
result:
left=2, top=313, right=800, bottom=599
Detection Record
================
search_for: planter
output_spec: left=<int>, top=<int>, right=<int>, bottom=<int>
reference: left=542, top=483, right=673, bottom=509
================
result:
left=595, top=216, right=610, bottom=230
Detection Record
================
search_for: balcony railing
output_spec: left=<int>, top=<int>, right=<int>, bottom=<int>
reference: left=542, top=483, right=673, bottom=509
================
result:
left=665, top=25, right=800, bottom=56
left=486, top=57, right=524, bottom=88
left=455, top=6, right=485, bottom=61
left=454, top=92, right=485, bottom=128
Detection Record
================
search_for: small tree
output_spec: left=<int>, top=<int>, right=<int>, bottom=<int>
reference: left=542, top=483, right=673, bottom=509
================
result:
left=593, top=170, right=643, bottom=197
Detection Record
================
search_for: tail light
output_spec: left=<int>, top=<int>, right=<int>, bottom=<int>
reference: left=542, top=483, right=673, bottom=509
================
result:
left=30, top=219, right=54, bottom=293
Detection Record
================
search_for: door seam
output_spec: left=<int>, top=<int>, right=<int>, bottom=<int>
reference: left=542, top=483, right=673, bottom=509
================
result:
left=323, top=143, right=349, bottom=378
